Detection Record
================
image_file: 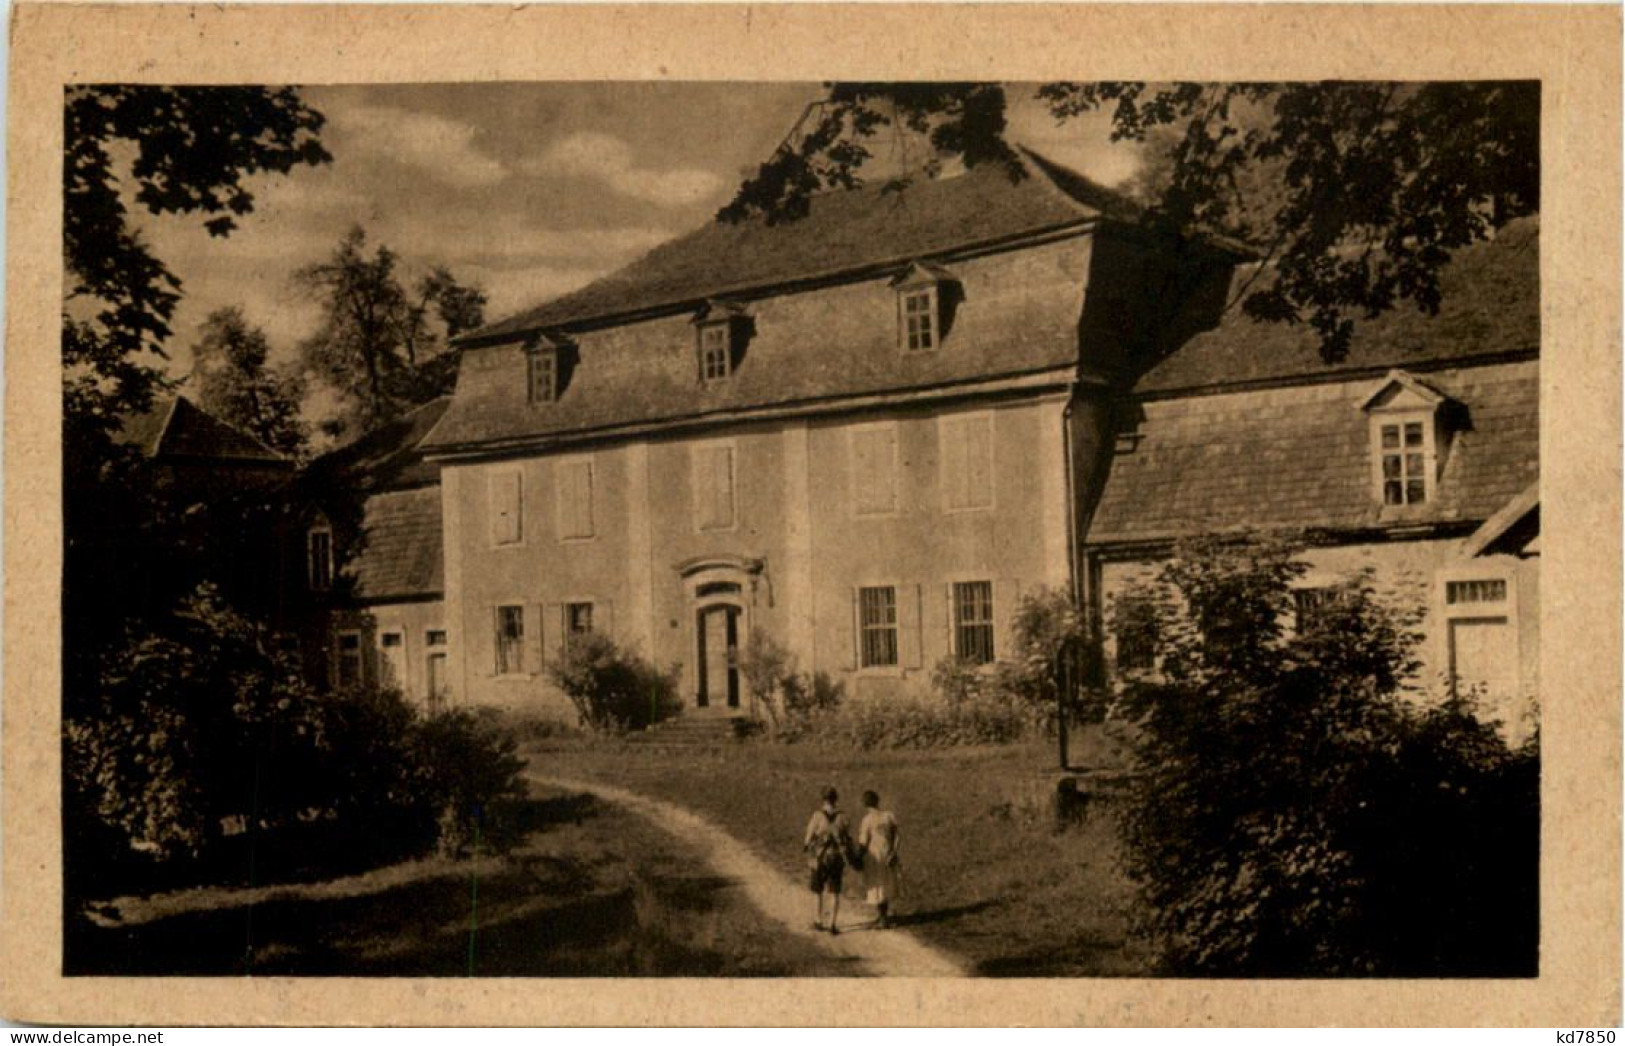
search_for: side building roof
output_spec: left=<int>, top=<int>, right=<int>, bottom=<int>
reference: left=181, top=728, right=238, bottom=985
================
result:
left=1088, top=220, right=1539, bottom=547
left=118, top=395, right=291, bottom=465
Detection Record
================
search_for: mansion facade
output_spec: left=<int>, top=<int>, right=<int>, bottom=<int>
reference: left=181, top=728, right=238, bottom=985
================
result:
left=300, top=151, right=1540, bottom=740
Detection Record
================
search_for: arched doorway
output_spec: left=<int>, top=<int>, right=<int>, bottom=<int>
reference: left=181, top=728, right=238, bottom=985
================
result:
left=676, top=555, right=763, bottom=717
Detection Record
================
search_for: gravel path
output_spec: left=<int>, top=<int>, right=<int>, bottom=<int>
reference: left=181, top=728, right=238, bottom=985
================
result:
left=525, top=771, right=967, bottom=978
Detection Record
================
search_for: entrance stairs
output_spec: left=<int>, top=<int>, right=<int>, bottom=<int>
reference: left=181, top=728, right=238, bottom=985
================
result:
left=625, top=715, right=751, bottom=748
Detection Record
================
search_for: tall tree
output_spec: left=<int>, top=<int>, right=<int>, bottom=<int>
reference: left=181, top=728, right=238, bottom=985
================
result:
left=721, top=82, right=1539, bottom=362
left=189, top=306, right=309, bottom=458
left=297, top=226, right=487, bottom=439
left=64, top=85, right=330, bottom=476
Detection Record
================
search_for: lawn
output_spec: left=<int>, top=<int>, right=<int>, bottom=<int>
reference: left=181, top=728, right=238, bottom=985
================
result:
left=537, top=734, right=1152, bottom=976
left=67, top=787, right=854, bottom=977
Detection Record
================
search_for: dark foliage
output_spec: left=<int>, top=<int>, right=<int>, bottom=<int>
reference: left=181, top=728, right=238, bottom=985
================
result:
left=297, top=226, right=486, bottom=440
left=65, top=586, right=527, bottom=906
left=721, top=81, right=1538, bottom=362
left=1112, top=535, right=1538, bottom=975
left=64, top=85, right=330, bottom=478
left=190, top=306, right=309, bottom=458
left=547, top=632, right=683, bottom=733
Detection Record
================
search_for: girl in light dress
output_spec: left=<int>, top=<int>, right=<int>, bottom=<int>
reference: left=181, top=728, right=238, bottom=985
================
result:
left=857, top=790, right=902, bottom=929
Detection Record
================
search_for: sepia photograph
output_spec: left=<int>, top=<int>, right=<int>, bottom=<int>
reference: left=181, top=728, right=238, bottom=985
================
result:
left=60, top=76, right=1542, bottom=980
left=5, top=1, right=1619, bottom=1029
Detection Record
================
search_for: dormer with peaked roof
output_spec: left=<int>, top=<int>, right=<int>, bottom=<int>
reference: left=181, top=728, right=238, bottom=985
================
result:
left=1360, top=370, right=1455, bottom=512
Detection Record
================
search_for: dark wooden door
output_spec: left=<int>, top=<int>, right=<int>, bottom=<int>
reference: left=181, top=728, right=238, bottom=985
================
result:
left=697, top=605, right=741, bottom=710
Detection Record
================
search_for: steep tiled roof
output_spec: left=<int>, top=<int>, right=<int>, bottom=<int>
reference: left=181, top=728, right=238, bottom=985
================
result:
left=346, top=485, right=443, bottom=601
left=1135, top=217, right=1539, bottom=395
left=309, top=398, right=450, bottom=492
left=469, top=148, right=1134, bottom=342
left=1087, top=360, right=1539, bottom=544
left=118, top=396, right=288, bottom=464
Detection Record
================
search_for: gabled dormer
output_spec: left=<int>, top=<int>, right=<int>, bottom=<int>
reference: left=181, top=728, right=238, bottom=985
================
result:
left=525, top=331, right=576, bottom=405
left=890, top=261, right=960, bottom=354
left=1360, top=370, right=1453, bottom=510
left=691, top=299, right=751, bottom=384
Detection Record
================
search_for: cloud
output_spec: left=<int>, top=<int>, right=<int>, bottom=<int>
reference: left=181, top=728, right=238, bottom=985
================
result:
left=328, top=103, right=508, bottom=189
left=525, top=132, right=723, bottom=207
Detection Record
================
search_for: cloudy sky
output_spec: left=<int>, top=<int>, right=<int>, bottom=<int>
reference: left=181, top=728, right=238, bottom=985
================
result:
left=140, top=83, right=1142, bottom=406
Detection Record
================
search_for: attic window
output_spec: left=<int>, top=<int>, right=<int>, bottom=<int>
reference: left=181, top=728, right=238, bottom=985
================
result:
left=698, top=323, right=731, bottom=382
left=892, top=261, right=958, bottom=354
left=307, top=525, right=333, bottom=592
left=527, top=346, right=558, bottom=404
left=693, top=300, right=748, bottom=383
left=1361, top=370, right=1449, bottom=510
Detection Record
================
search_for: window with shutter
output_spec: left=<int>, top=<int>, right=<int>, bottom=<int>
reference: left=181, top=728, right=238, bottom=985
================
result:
left=494, top=605, right=525, bottom=675
left=953, top=580, right=996, bottom=664
left=858, top=586, right=899, bottom=667
left=851, top=424, right=898, bottom=517
left=489, top=469, right=523, bottom=546
left=693, top=443, right=736, bottom=531
left=555, top=457, right=595, bottom=540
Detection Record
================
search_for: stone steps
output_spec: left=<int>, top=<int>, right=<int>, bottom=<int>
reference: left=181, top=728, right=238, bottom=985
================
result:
left=624, top=715, right=750, bottom=747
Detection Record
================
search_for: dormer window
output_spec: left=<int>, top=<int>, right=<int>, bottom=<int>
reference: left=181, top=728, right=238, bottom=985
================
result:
left=698, top=323, right=731, bottom=382
left=527, top=346, right=558, bottom=404
left=307, top=521, right=333, bottom=592
left=1360, top=370, right=1450, bottom=510
left=525, top=331, right=574, bottom=405
left=693, top=300, right=748, bottom=383
left=891, top=261, right=959, bottom=354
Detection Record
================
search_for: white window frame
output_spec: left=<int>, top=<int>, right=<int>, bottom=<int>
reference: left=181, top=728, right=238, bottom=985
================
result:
left=488, top=466, right=524, bottom=547
left=1369, top=410, right=1439, bottom=509
left=898, top=284, right=939, bottom=353
left=849, top=421, right=901, bottom=519
left=493, top=604, right=527, bottom=677
left=857, top=583, right=901, bottom=670
left=307, top=524, right=333, bottom=591
left=554, top=454, right=597, bottom=542
left=697, top=322, right=732, bottom=383
left=938, top=411, right=995, bottom=513
left=951, top=578, right=996, bottom=665
left=691, top=439, right=738, bottom=533
left=527, top=346, right=559, bottom=404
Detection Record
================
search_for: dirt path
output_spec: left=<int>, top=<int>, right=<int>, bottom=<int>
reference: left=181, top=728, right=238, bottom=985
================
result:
left=525, top=770, right=967, bottom=978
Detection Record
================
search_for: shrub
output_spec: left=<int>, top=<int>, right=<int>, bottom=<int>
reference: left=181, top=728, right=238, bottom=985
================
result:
left=64, top=585, right=529, bottom=904
left=737, top=629, right=795, bottom=733
left=802, top=688, right=1037, bottom=750
left=929, top=655, right=985, bottom=705
left=1113, top=534, right=1537, bottom=976
left=1003, top=586, right=1108, bottom=726
left=410, top=707, right=528, bottom=856
left=547, top=632, right=682, bottom=733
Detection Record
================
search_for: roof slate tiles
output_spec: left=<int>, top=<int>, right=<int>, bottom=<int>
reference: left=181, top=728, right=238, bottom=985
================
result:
left=346, top=485, right=444, bottom=601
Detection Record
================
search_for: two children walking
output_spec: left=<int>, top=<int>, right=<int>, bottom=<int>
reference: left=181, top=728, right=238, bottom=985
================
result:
left=803, top=786, right=902, bottom=934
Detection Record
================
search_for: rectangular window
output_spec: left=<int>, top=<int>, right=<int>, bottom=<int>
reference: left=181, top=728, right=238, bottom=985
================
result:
left=940, top=413, right=993, bottom=511
left=336, top=631, right=363, bottom=688
left=555, top=457, right=595, bottom=540
left=494, top=605, right=524, bottom=675
left=489, top=469, right=522, bottom=546
left=1380, top=420, right=1429, bottom=506
left=699, top=324, right=730, bottom=382
left=901, top=288, right=936, bottom=352
left=307, top=528, right=333, bottom=591
left=566, top=602, right=594, bottom=638
left=953, top=580, right=995, bottom=665
left=693, top=443, right=736, bottom=531
left=528, top=348, right=558, bottom=404
left=1446, top=578, right=1509, bottom=605
left=1112, top=595, right=1157, bottom=672
left=858, top=586, right=899, bottom=668
left=851, top=424, right=898, bottom=516
left=426, top=629, right=447, bottom=647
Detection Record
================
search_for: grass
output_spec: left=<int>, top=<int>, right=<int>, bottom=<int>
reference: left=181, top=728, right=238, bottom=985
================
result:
left=67, top=788, right=855, bottom=977
left=539, top=732, right=1152, bottom=976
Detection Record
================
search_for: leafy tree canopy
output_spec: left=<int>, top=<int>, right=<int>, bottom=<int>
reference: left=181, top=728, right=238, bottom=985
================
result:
left=189, top=306, right=309, bottom=459
left=721, top=81, right=1539, bottom=362
left=297, top=225, right=487, bottom=440
left=64, top=85, right=330, bottom=472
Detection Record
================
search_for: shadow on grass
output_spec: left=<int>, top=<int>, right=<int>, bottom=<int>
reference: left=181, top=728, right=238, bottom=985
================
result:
left=889, top=899, right=1001, bottom=928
